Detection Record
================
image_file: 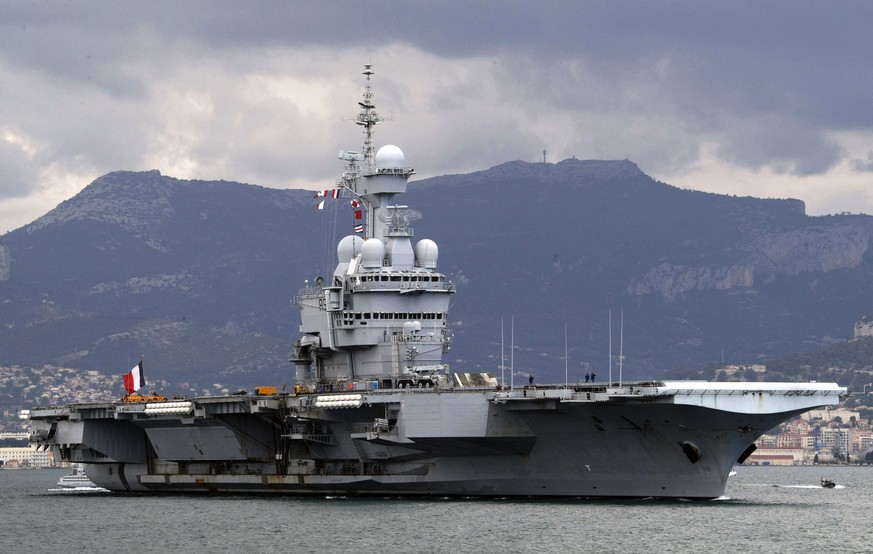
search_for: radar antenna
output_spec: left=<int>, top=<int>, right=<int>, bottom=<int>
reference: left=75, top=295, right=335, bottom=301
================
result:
left=381, top=205, right=421, bottom=234
left=356, top=64, right=383, bottom=170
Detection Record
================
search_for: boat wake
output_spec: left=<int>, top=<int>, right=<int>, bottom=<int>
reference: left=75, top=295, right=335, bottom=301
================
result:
left=47, top=486, right=108, bottom=493
left=768, top=484, right=845, bottom=490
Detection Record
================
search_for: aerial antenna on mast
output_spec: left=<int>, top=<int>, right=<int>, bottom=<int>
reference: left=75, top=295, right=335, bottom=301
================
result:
left=619, top=310, right=624, bottom=386
left=608, top=310, right=612, bottom=385
left=356, top=63, right=383, bottom=170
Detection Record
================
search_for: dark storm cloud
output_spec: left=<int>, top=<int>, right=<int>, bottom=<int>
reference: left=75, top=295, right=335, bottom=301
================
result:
left=6, top=2, right=871, bottom=130
left=1, top=1, right=873, bottom=232
left=121, top=1, right=873, bottom=173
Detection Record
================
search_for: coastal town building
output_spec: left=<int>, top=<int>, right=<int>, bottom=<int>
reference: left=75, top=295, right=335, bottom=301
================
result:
left=0, top=431, right=54, bottom=468
left=744, top=447, right=806, bottom=465
left=750, top=406, right=872, bottom=465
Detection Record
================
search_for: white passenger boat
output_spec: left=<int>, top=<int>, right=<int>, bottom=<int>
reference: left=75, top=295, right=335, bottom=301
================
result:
left=57, top=464, right=98, bottom=489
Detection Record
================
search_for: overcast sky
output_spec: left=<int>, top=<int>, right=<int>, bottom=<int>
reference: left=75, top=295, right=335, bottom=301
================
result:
left=2, top=1, right=872, bottom=233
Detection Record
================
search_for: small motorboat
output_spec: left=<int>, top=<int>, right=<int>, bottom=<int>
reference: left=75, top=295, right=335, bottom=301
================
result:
left=57, top=464, right=98, bottom=489
left=820, top=478, right=836, bottom=488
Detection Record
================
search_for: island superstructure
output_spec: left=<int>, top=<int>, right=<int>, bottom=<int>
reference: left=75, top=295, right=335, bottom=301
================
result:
left=25, top=65, right=847, bottom=499
left=292, top=65, right=452, bottom=391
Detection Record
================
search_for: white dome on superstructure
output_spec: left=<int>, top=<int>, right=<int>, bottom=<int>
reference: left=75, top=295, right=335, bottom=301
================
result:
left=414, top=239, right=439, bottom=269
left=337, top=235, right=364, bottom=263
left=375, top=144, right=405, bottom=169
left=361, top=238, right=385, bottom=269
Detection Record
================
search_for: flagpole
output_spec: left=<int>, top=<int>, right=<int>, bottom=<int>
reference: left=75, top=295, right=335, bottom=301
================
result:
left=619, top=310, right=624, bottom=387
left=608, top=310, right=612, bottom=386
left=564, top=323, right=568, bottom=388
left=510, top=316, right=515, bottom=390
left=500, top=317, right=505, bottom=388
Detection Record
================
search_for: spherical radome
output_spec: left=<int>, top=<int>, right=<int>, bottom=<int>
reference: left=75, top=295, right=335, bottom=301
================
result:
left=361, top=238, right=385, bottom=269
left=375, top=144, right=405, bottom=169
left=414, top=239, right=439, bottom=269
left=337, top=235, right=363, bottom=262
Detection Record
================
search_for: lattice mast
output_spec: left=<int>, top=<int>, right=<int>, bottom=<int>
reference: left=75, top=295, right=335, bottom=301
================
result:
left=356, top=63, right=382, bottom=171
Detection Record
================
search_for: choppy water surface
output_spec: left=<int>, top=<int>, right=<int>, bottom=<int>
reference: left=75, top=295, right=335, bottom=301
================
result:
left=1, top=465, right=870, bottom=553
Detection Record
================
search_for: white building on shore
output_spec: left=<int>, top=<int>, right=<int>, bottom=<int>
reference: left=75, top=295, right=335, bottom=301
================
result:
left=0, top=432, right=54, bottom=468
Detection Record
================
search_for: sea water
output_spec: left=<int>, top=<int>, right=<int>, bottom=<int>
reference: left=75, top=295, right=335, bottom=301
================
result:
left=0, top=465, right=870, bottom=554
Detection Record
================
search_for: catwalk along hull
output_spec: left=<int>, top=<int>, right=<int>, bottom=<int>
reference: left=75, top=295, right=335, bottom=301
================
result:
left=28, top=381, right=843, bottom=499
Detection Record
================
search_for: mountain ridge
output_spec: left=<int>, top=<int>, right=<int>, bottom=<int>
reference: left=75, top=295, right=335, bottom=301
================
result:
left=2, top=159, right=872, bottom=392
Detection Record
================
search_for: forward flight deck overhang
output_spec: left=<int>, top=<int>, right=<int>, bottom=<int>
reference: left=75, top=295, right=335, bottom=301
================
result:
left=656, top=380, right=847, bottom=396
left=655, top=380, right=847, bottom=413
left=486, top=380, right=846, bottom=411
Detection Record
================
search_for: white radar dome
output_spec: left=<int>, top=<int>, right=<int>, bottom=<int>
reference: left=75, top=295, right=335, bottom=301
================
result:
left=361, top=238, right=385, bottom=269
left=414, top=239, right=439, bottom=269
left=375, top=144, right=405, bottom=169
left=337, top=235, right=364, bottom=263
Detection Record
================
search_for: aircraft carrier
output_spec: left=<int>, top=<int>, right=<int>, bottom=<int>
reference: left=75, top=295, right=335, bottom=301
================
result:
left=26, top=65, right=846, bottom=498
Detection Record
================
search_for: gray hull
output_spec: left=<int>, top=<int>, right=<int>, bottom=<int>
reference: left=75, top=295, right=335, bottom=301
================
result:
left=30, top=382, right=844, bottom=499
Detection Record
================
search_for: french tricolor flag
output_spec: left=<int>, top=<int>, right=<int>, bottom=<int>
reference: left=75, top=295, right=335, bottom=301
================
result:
left=123, top=360, right=146, bottom=394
